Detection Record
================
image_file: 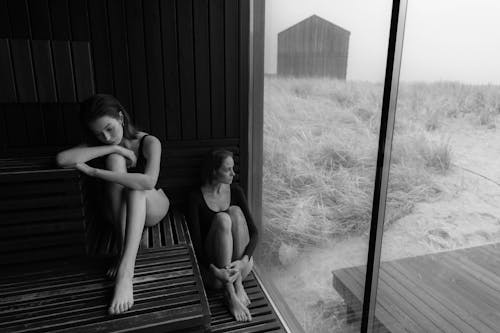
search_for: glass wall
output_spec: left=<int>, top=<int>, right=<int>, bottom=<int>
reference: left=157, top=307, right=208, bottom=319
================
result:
left=254, top=1, right=393, bottom=331
left=374, top=0, right=500, bottom=331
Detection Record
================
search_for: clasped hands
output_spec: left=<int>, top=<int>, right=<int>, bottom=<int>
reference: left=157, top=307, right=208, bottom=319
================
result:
left=211, top=259, right=246, bottom=284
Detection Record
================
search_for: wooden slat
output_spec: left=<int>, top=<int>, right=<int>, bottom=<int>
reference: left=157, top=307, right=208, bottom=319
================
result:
left=176, top=0, right=197, bottom=140
left=27, top=0, right=51, bottom=40
left=11, top=39, right=37, bottom=102
left=25, top=104, right=46, bottom=146
left=143, top=0, right=166, bottom=142
left=0, top=0, right=11, bottom=38
left=88, top=0, right=113, bottom=93
left=193, top=0, right=211, bottom=139
left=0, top=39, right=17, bottom=102
left=7, top=0, right=30, bottom=38
left=42, top=103, right=67, bottom=145
left=107, top=0, right=131, bottom=115
left=52, top=41, right=77, bottom=102
left=31, top=40, right=57, bottom=102
left=72, top=42, right=94, bottom=102
left=124, top=0, right=148, bottom=129
left=49, top=0, right=71, bottom=40
left=209, top=0, right=226, bottom=138
left=68, top=0, right=90, bottom=41
left=3, top=105, right=28, bottom=147
left=63, top=103, right=83, bottom=145
left=160, top=0, right=181, bottom=140
left=225, top=0, right=240, bottom=138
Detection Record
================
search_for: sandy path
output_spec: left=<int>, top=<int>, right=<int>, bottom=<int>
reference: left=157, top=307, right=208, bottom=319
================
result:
left=269, top=121, right=500, bottom=332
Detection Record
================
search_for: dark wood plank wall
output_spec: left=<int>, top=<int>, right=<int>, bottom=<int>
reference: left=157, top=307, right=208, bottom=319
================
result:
left=0, top=0, right=249, bottom=162
left=277, top=15, right=349, bottom=79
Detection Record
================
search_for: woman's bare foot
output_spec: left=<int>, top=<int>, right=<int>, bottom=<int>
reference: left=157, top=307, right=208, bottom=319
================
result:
left=235, top=280, right=251, bottom=306
left=225, top=289, right=251, bottom=322
left=109, top=274, right=134, bottom=315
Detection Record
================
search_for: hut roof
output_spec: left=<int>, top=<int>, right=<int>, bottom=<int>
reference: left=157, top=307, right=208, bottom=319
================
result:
left=278, top=14, right=350, bottom=37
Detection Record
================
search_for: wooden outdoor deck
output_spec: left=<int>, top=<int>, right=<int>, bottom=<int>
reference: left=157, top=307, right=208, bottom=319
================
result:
left=332, top=243, right=500, bottom=333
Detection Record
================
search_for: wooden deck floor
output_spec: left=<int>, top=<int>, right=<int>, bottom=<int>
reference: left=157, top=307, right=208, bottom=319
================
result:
left=333, top=243, right=500, bottom=333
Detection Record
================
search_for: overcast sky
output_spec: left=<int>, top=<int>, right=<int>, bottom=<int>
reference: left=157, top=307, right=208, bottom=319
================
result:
left=264, top=0, right=500, bottom=84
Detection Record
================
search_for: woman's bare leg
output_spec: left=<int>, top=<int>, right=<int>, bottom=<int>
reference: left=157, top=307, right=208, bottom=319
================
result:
left=109, top=189, right=146, bottom=314
left=105, top=154, right=127, bottom=277
left=108, top=188, right=169, bottom=315
left=228, top=206, right=253, bottom=306
left=205, top=213, right=251, bottom=322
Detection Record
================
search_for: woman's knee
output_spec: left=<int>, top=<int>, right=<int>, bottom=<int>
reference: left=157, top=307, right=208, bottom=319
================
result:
left=213, top=212, right=232, bottom=232
left=227, top=206, right=245, bottom=221
left=105, top=153, right=127, bottom=171
left=125, top=188, right=147, bottom=201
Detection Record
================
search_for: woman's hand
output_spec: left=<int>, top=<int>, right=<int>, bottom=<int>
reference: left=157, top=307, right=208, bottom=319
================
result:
left=75, top=163, right=97, bottom=177
left=211, top=265, right=240, bottom=284
left=228, top=260, right=245, bottom=272
left=115, top=145, right=137, bottom=168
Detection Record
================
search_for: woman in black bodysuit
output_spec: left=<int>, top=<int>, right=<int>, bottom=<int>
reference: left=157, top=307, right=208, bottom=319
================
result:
left=56, top=94, right=169, bottom=315
left=188, top=149, right=259, bottom=322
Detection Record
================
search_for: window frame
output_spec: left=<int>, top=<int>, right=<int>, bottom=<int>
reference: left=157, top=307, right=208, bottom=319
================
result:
left=246, top=1, right=408, bottom=331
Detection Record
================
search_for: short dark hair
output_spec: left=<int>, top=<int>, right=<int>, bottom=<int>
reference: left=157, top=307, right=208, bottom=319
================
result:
left=200, top=149, right=234, bottom=185
left=80, top=94, right=138, bottom=144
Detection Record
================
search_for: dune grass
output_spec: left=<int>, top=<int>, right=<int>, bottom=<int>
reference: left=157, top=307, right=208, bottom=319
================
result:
left=259, top=77, right=500, bottom=266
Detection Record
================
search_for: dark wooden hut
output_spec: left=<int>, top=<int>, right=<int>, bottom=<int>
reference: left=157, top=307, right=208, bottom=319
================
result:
left=277, top=15, right=350, bottom=79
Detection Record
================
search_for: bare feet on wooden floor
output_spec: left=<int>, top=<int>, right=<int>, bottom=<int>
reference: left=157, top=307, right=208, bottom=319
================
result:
left=225, top=290, right=252, bottom=322
left=235, top=281, right=251, bottom=306
left=109, top=274, right=134, bottom=315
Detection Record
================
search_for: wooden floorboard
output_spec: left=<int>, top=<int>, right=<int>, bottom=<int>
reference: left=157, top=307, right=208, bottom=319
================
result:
left=206, top=272, right=286, bottom=333
left=332, top=243, right=500, bottom=333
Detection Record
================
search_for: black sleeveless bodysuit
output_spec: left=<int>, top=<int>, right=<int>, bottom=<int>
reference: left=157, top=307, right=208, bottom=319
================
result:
left=128, top=135, right=158, bottom=189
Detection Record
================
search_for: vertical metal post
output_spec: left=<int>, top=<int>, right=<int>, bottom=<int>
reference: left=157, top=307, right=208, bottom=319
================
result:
left=361, top=0, right=408, bottom=331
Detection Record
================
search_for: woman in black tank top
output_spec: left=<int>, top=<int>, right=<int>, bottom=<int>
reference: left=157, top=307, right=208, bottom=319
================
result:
left=187, top=149, right=259, bottom=322
left=56, top=94, right=170, bottom=315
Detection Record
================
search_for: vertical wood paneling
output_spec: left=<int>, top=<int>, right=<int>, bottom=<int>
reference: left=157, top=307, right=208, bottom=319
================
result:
left=225, top=0, right=239, bottom=137
left=0, top=40, right=17, bottom=102
left=11, top=39, right=37, bottom=102
left=176, top=0, right=196, bottom=139
left=209, top=0, right=226, bottom=137
left=88, top=0, right=113, bottom=94
left=0, top=0, right=11, bottom=38
left=69, top=0, right=90, bottom=41
left=125, top=0, right=149, bottom=130
left=193, top=0, right=211, bottom=139
left=144, top=0, right=166, bottom=142
left=160, top=0, right=181, bottom=140
left=5, top=105, right=28, bottom=147
left=107, top=0, right=132, bottom=114
left=8, top=0, right=30, bottom=38
left=0, top=106, right=7, bottom=152
left=49, top=0, right=71, bottom=40
left=27, top=0, right=51, bottom=40
left=42, top=103, right=66, bottom=145
left=52, top=41, right=76, bottom=102
left=25, top=104, right=46, bottom=146
left=31, top=40, right=57, bottom=102
left=63, top=103, right=82, bottom=145
left=72, top=42, right=94, bottom=101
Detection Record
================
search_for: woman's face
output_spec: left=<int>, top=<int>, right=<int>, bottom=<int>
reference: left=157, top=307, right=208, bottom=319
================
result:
left=88, top=115, right=124, bottom=145
left=214, top=156, right=235, bottom=184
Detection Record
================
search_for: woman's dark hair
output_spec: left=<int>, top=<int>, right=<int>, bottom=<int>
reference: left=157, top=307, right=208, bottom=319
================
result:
left=80, top=94, right=138, bottom=144
left=200, top=149, right=234, bottom=185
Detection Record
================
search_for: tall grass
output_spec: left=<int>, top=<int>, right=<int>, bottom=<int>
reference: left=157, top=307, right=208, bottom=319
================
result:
left=259, top=77, right=500, bottom=264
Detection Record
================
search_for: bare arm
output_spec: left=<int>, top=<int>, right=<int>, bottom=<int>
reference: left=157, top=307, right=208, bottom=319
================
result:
left=56, top=144, right=122, bottom=168
left=76, top=136, right=162, bottom=190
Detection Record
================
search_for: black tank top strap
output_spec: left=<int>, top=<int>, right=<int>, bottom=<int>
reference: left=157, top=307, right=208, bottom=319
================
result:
left=137, top=134, right=149, bottom=159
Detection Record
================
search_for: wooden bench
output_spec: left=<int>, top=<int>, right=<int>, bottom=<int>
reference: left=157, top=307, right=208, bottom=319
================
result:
left=0, top=154, right=289, bottom=332
left=332, top=243, right=500, bottom=333
left=0, top=157, right=210, bottom=332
